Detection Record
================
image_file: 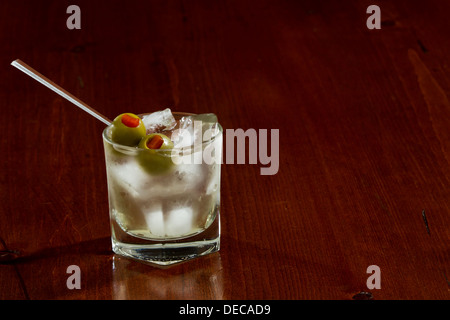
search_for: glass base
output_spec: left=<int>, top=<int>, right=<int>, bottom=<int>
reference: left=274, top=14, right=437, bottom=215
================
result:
left=111, top=214, right=220, bottom=266
left=112, top=237, right=220, bottom=266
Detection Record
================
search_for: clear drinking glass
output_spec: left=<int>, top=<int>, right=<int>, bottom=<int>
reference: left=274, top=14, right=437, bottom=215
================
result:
left=102, top=112, right=222, bottom=266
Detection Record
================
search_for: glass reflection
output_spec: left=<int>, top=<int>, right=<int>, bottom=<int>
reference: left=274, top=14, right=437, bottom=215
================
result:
left=112, top=253, right=224, bottom=299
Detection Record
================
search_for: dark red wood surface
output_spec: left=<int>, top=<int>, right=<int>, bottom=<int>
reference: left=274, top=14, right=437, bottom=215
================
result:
left=0, top=0, right=449, bottom=300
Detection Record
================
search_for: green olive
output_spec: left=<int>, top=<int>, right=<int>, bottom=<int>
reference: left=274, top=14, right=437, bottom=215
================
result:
left=137, top=133, right=174, bottom=175
left=110, top=113, right=146, bottom=147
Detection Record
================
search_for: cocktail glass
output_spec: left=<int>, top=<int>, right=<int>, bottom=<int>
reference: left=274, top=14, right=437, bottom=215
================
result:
left=102, top=112, right=222, bottom=266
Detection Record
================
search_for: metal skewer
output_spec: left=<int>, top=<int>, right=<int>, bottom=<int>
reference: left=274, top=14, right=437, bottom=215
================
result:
left=11, top=59, right=112, bottom=126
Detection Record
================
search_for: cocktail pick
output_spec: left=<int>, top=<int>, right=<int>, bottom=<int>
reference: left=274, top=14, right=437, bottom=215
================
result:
left=11, top=59, right=112, bottom=126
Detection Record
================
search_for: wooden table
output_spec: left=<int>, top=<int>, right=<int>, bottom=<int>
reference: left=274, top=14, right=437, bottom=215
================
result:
left=0, top=0, right=449, bottom=300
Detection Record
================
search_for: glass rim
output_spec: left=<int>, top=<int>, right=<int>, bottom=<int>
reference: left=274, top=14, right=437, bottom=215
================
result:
left=102, top=111, right=223, bottom=154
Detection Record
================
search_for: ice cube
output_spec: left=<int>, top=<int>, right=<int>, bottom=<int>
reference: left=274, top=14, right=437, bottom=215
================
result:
left=171, top=113, right=218, bottom=148
left=193, top=113, right=217, bottom=123
left=165, top=206, right=193, bottom=237
left=108, top=158, right=170, bottom=200
left=170, top=161, right=204, bottom=195
left=108, top=159, right=147, bottom=199
left=143, top=203, right=165, bottom=237
left=171, top=116, right=194, bottom=148
left=142, top=108, right=177, bottom=134
left=205, top=163, right=221, bottom=194
left=194, top=113, right=218, bottom=142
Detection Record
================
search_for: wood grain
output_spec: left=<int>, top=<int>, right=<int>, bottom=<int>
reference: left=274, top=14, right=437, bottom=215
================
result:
left=0, top=0, right=449, bottom=299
